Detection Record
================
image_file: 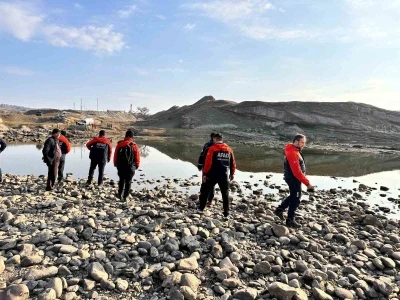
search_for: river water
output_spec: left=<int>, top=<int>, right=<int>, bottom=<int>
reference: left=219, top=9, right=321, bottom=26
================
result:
left=1, top=142, right=400, bottom=217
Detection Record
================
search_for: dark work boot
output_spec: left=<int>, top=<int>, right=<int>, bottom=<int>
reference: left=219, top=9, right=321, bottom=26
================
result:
left=274, top=207, right=285, bottom=220
left=86, top=177, right=93, bottom=186
left=286, top=218, right=301, bottom=228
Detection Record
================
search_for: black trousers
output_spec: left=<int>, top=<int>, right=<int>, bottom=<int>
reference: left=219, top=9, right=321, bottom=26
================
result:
left=199, top=176, right=229, bottom=215
left=117, top=166, right=136, bottom=198
left=46, top=160, right=60, bottom=190
left=88, top=160, right=106, bottom=184
left=58, top=157, right=65, bottom=181
left=278, top=179, right=302, bottom=219
left=200, top=183, right=215, bottom=203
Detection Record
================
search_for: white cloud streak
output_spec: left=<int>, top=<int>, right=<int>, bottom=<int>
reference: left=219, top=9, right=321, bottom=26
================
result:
left=74, top=3, right=82, bottom=10
left=183, top=0, right=314, bottom=40
left=117, top=5, right=136, bottom=18
left=183, top=23, right=196, bottom=31
left=0, top=1, right=125, bottom=55
left=1, top=66, right=34, bottom=76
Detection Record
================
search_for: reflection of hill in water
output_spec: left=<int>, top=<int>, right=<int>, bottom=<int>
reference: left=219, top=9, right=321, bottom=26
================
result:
left=143, top=140, right=400, bottom=177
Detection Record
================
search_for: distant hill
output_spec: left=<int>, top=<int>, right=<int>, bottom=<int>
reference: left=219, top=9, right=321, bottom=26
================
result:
left=142, top=96, right=400, bottom=146
left=0, top=104, right=30, bottom=112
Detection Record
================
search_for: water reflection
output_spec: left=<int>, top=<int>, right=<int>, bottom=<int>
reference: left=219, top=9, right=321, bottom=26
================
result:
left=143, top=140, right=400, bottom=177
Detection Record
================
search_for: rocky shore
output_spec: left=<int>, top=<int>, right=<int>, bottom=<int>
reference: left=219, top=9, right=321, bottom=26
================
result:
left=1, top=173, right=400, bottom=300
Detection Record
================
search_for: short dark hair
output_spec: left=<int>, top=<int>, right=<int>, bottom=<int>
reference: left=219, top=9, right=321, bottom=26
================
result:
left=61, top=130, right=67, bottom=136
left=210, top=132, right=215, bottom=139
left=125, top=130, right=134, bottom=138
left=52, top=128, right=60, bottom=135
left=293, top=134, right=305, bottom=143
left=99, top=130, right=106, bottom=137
left=214, top=132, right=223, bottom=140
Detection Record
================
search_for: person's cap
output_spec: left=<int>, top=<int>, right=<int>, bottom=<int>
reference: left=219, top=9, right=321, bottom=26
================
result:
left=214, top=133, right=223, bottom=139
left=61, top=130, right=67, bottom=136
left=52, top=129, right=60, bottom=135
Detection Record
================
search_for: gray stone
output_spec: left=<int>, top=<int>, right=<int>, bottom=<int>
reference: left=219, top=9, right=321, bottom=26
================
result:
left=116, top=278, right=129, bottom=292
left=0, top=284, right=29, bottom=300
left=312, top=288, right=333, bottom=300
left=254, top=261, right=271, bottom=274
left=180, top=286, right=197, bottom=300
left=269, top=282, right=297, bottom=300
left=24, top=266, right=58, bottom=281
left=178, top=256, right=198, bottom=271
left=45, top=278, right=63, bottom=298
left=89, top=262, right=108, bottom=282
left=334, top=287, right=354, bottom=299
left=38, top=288, right=56, bottom=300
left=233, top=288, right=258, bottom=300
left=272, top=224, right=289, bottom=238
left=180, top=273, right=200, bottom=291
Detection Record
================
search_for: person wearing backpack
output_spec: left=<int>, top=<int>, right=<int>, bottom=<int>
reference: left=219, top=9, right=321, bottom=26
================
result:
left=86, top=130, right=113, bottom=186
left=113, top=130, right=140, bottom=200
left=58, top=130, right=71, bottom=183
left=0, top=137, right=7, bottom=182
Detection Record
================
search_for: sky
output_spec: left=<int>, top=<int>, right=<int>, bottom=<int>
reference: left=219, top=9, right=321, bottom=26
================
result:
left=0, top=0, right=400, bottom=113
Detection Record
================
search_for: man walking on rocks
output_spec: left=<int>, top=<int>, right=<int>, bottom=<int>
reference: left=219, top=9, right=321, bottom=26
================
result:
left=198, top=133, right=236, bottom=219
left=0, top=137, right=7, bottom=182
left=86, top=130, right=113, bottom=186
left=197, top=132, right=216, bottom=206
left=42, top=129, right=62, bottom=191
left=114, top=130, right=140, bottom=200
left=58, top=130, right=71, bottom=183
left=274, top=134, right=313, bottom=228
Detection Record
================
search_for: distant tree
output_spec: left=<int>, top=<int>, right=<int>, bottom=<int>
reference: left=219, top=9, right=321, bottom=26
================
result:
left=136, top=107, right=150, bottom=120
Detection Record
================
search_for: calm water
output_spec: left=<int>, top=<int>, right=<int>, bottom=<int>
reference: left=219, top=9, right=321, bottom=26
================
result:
left=1, top=142, right=400, bottom=217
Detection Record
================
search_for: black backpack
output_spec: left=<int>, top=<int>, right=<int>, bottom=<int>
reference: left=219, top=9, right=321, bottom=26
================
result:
left=117, top=142, right=134, bottom=166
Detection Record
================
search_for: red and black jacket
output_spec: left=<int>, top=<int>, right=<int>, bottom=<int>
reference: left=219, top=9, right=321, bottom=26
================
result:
left=58, top=135, right=71, bottom=157
left=86, top=136, right=113, bottom=162
left=113, top=137, right=140, bottom=168
left=203, top=142, right=236, bottom=179
left=283, top=143, right=309, bottom=185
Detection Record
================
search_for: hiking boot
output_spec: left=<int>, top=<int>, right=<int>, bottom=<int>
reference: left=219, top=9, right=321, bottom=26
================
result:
left=197, top=208, right=204, bottom=215
left=116, top=193, right=122, bottom=199
left=207, top=201, right=212, bottom=207
left=223, top=212, right=231, bottom=221
left=286, top=218, right=301, bottom=228
left=274, top=207, right=285, bottom=220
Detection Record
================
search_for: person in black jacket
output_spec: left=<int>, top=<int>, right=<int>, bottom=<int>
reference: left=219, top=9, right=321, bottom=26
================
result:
left=197, top=133, right=215, bottom=206
left=0, top=137, right=7, bottom=182
left=42, top=129, right=62, bottom=191
left=86, top=130, right=113, bottom=186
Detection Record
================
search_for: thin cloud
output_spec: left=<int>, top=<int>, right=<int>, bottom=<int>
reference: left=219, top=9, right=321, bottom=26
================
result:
left=117, top=5, right=136, bottom=18
left=156, top=68, right=185, bottom=73
left=156, top=14, right=166, bottom=20
left=182, top=0, right=313, bottom=40
left=0, top=1, right=125, bottom=55
left=183, top=23, right=196, bottom=31
left=74, top=3, right=82, bottom=10
left=1, top=66, right=34, bottom=76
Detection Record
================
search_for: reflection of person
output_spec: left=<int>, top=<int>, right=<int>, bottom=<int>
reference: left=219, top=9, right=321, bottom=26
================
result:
left=113, top=130, right=140, bottom=201
left=197, top=133, right=216, bottom=206
left=274, top=134, right=313, bottom=228
left=86, top=130, right=112, bottom=186
left=0, top=137, right=7, bottom=182
left=58, top=130, right=71, bottom=183
left=42, top=129, right=61, bottom=191
left=198, top=133, right=236, bottom=220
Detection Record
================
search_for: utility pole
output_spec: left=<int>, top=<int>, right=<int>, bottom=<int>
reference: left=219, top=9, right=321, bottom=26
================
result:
left=80, top=98, right=83, bottom=111
left=73, top=103, right=75, bottom=110
left=97, top=98, right=99, bottom=112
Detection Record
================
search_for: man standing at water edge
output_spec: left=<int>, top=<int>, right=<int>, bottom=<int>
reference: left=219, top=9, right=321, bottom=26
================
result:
left=86, top=130, right=112, bottom=186
left=197, top=132, right=216, bottom=206
left=198, top=133, right=236, bottom=219
left=274, top=134, right=313, bottom=228
left=58, top=130, right=71, bottom=183
left=114, top=130, right=140, bottom=201
left=42, top=129, right=62, bottom=191
left=0, top=137, right=7, bottom=182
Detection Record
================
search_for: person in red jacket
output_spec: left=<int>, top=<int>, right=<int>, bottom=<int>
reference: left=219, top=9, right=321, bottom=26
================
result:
left=113, top=130, right=140, bottom=200
left=86, top=130, right=113, bottom=186
left=274, top=134, right=314, bottom=228
left=58, top=130, right=71, bottom=183
left=198, top=133, right=236, bottom=219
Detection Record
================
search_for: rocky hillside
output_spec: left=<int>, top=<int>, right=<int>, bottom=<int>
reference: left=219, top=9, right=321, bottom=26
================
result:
left=0, top=104, right=30, bottom=112
left=143, top=96, right=400, bottom=147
